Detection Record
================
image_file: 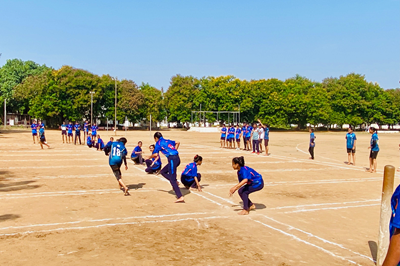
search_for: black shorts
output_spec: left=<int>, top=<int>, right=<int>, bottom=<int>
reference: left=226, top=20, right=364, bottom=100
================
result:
left=264, top=139, right=269, bottom=146
left=370, top=151, right=379, bottom=160
left=347, top=148, right=356, bottom=154
left=62, top=130, right=66, bottom=135
left=110, top=164, right=122, bottom=180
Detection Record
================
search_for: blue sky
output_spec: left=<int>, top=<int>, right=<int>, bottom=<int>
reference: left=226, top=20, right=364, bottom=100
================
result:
left=1, top=0, right=399, bottom=89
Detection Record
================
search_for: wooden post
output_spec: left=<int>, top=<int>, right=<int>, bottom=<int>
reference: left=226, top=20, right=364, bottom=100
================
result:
left=377, top=165, right=395, bottom=266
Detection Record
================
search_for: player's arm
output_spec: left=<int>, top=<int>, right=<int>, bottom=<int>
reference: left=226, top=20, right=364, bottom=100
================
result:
left=175, top=141, right=180, bottom=150
left=353, top=139, right=356, bottom=149
left=383, top=228, right=400, bottom=266
left=257, top=119, right=264, bottom=127
left=229, top=179, right=248, bottom=196
left=194, top=176, right=202, bottom=192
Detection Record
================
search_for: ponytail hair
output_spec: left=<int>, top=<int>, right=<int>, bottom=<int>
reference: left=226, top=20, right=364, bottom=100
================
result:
left=117, top=137, right=127, bottom=144
left=194, top=155, right=203, bottom=163
left=232, top=156, right=245, bottom=167
left=149, top=144, right=155, bottom=149
left=154, top=132, right=163, bottom=139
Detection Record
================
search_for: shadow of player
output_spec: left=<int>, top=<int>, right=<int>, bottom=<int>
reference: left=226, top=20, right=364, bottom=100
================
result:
left=0, top=214, right=21, bottom=222
left=127, top=183, right=146, bottom=190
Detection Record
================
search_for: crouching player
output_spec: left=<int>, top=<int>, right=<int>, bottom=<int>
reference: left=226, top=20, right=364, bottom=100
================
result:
left=229, top=156, right=264, bottom=215
left=145, top=144, right=162, bottom=174
left=96, top=135, right=105, bottom=151
left=87, top=136, right=93, bottom=148
left=105, top=137, right=130, bottom=196
left=181, top=155, right=203, bottom=192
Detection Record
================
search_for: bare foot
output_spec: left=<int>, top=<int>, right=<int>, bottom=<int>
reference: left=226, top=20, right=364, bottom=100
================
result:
left=175, top=197, right=185, bottom=203
left=124, top=188, right=130, bottom=196
left=249, top=204, right=256, bottom=211
left=238, top=209, right=249, bottom=215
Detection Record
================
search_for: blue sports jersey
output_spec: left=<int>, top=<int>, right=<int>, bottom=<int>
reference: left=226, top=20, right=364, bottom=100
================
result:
left=97, top=138, right=104, bottom=149
left=241, top=126, right=246, bottom=136
left=237, top=166, right=263, bottom=189
left=371, top=132, right=379, bottom=152
left=131, top=146, right=142, bottom=158
left=264, top=127, right=270, bottom=140
left=31, top=124, right=37, bottom=134
left=150, top=152, right=162, bottom=169
left=91, top=125, right=97, bottom=135
left=221, top=127, right=227, bottom=138
left=108, top=141, right=127, bottom=165
left=67, top=124, right=73, bottom=133
left=74, top=124, right=81, bottom=133
left=228, top=127, right=235, bottom=139
left=84, top=122, right=89, bottom=132
left=235, top=128, right=241, bottom=139
left=87, top=136, right=92, bottom=145
left=246, top=126, right=253, bottom=138
left=346, top=132, right=356, bottom=149
left=38, top=123, right=44, bottom=128
left=390, top=185, right=400, bottom=239
left=181, top=162, right=198, bottom=183
left=154, top=137, right=179, bottom=157
left=310, top=132, right=315, bottom=147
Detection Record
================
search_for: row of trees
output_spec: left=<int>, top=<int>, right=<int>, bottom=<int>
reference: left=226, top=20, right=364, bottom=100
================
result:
left=1, top=59, right=399, bottom=128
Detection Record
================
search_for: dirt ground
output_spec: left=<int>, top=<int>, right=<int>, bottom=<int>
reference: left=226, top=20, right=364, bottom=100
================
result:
left=1, top=129, right=399, bottom=265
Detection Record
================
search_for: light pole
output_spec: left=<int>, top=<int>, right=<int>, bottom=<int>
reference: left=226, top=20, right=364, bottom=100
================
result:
left=112, top=77, right=117, bottom=136
left=3, top=98, right=6, bottom=129
left=89, top=91, right=95, bottom=126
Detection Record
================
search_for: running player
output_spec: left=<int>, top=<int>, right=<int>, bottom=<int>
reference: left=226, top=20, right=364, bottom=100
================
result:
left=145, top=144, right=162, bottom=174
left=131, top=141, right=144, bottom=164
left=39, top=126, right=50, bottom=149
left=104, top=137, right=130, bottom=196
left=220, top=124, right=227, bottom=148
left=67, top=122, right=73, bottom=144
left=61, top=122, right=67, bottom=143
left=309, top=128, right=316, bottom=160
left=181, top=155, right=203, bottom=191
left=74, top=122, right=82, bottom=145
left=91, top=123, right=98, bottom=142
left=368, top=127, right=379, bottom=173
left=235, top=124, right=242, bottom=150
left=96, top=135, right=105, bottom=151
left=151, top=132, right=184, bottom=203
left=229, top=156, right=264, bottom=215
left=345, top=126, right=357, bottom=165
left=31, top=120, right=38, bottom=144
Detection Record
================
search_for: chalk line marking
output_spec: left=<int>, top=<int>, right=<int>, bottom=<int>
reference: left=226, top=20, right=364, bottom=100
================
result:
left=0, top=165, right=108, bottom=170
left=0, top=216, right=229, bottom=237
left=271, top=199, right=380, bottom=210
left=284, top=203, right=380, bottom=214
left=260, top=215, right=373, bottom=263
left=0, top=212, right=215, bottom=231
left=250, top=218, right=360, bottom=265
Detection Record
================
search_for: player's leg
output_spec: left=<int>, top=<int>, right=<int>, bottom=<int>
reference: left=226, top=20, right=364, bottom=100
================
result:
left=238, top=186, right=250, bottom=215
left=347, top=150, right=351, bottom=165
left=169, top=156, right=184, bottom=202
left=352, top=150, right=356, bottom=166
left=265, top=140, right=269, bottom=155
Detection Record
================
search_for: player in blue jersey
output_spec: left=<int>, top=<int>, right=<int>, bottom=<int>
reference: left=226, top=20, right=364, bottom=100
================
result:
left=31, top=120, right=38, bottom=144
left=87, top=136, right=93, bottom=148
left=67, top=122, right=73, bottom=144
left=151, top=132, right=184, bottom=203
left=229, top=156, right=264, bottom=215
left=74, top=122, right=82, bottom=145
left=104, top=137, right=129, bottom=196
left=242, top=123, right=248, bottom=150
left=258, top=120, right=270, bottom=156
left=345, top=126, right=357, bottom=165
left=91, top=123, right=98, bottom=142
left=220, top=124, right=227, bottom=148
left=104, top=137, right=114, bottom=155
left=145, top=144, right=162, bottom=174
left=39, top=127, right=50, bottom=149
left=246, top=124, right=253, bottom=151
left=96, top=135, right=105, bottom=151
left=368, top=127, right=379, bottom=173
left=83, top=120, right=89, bottom=144
left=227, top=124, right=235, bottom=149
left=38, top=119, right=45, bottom=129
left=181, top=155, right=203, bottom=191
left=309, top=128, right=316, bottom=160
left=383, top=184, right=400, bottom=265
left=235, top=124, right=242, bottom=150
left=131, top=141, right=144, bottom=164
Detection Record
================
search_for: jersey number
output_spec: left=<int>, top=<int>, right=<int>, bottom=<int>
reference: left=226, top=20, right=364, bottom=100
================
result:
left=112, top=147, right=121, bottom=156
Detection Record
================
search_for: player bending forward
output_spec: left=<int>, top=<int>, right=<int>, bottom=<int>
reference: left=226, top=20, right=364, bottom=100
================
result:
left=104, top=137, right=130, bottom=196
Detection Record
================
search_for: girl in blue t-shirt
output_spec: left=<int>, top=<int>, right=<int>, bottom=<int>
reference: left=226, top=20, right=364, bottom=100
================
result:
left=220, top=125, right=227, bottom=148
left=181, top=155, right=203, bottom=191
left=368, top=127, right=379, bottom=173
left=229, top=156, right=264, bottom=215
left=145, top=144, right=162, bottom=174
left=131, top=141, right=144, bottom=164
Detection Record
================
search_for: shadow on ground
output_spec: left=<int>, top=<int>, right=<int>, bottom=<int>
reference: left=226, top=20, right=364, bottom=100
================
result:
left=0, top=214, right=21, bottom=222
left=0, top=171, right=41, bottom=192
left=368, top=240, right=377, bottom=264
left=127, top=183, right=146, bottom=190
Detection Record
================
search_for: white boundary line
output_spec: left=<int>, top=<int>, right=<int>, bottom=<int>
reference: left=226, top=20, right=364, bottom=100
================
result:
left=271, top=199, right=380, bottom=210
left=284, top=203, right=380, bottom=214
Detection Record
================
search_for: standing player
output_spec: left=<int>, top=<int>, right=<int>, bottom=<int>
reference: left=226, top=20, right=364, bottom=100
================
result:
left=235, top=124, right=242, bottom=150
left=246, top=123, right=253, bottom=151
left=67, top=122, right=73, bottom=144
left=181, top=155, right=203, bottom=191
left=145, top=144, right=162, bottom=174
left=74, top=122, right=82, bottom=145
left=251, top=123, right=260, bottom=155
left=39, top=126, right=50, bottom=149
left=220, top=124, right=227, bottom=148
left=309, top=128, right=316, bottom=160
left=258, top=124, right=264, bottom=153
left=368, top=127, right=379, bottom=173
left=91, top=123, right=98, bottom=142
left=242, top=123, right=248, bottom=150
left=104, top=137, right=130, bottom=196
left=258, top=119, right=270, bottom=156
left=31, top=120, right=38, bottom=144
left=83, top=120, right=89, bottom=144
left=229, top=156, right=264, bottom=215
left=151, top=132, right=184, bottom=203
left=61, top=122, right=67, bottom=144
left=227, top=124, right=235, bottom=149
left=38, top=119, right=45, bottom=129
left=345, top=126, right=357, bottom=165
left=131, top=141, right=144, bottom=164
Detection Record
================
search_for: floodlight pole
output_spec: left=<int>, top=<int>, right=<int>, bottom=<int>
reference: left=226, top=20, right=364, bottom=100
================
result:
left=89, top=91, right=95, bottom=126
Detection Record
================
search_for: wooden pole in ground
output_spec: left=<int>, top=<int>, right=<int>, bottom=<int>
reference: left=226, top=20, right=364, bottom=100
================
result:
left=377, top=165, right=395, bottom=266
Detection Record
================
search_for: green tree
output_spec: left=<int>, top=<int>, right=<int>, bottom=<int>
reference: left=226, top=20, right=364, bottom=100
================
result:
left=139, top=83, right=165, bottom=123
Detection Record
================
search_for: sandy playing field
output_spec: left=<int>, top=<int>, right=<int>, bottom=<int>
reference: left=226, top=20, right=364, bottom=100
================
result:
left=0, top=129, right=399, bottom=265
